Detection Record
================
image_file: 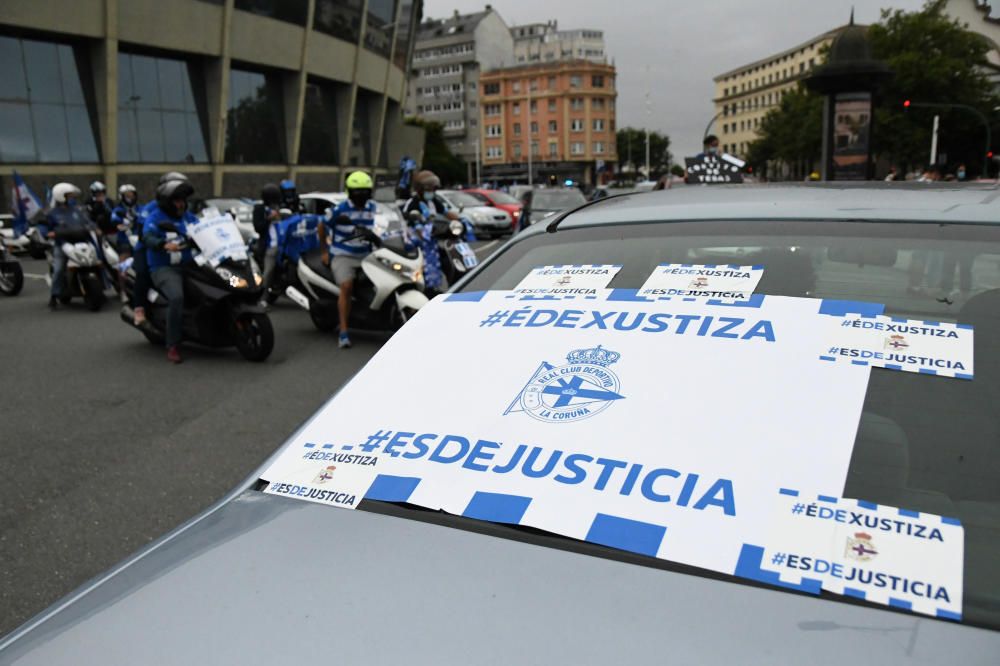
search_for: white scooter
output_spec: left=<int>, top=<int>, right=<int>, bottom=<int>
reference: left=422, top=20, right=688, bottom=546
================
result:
left=285, top=216, right=428, bottom=332
left=45, top=226, right=107, bottom=311
left=0, top=223, right=24, bottom=296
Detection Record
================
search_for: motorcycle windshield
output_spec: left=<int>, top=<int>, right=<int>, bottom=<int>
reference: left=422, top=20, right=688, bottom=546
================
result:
left=188, top=215, right=248, bottom=267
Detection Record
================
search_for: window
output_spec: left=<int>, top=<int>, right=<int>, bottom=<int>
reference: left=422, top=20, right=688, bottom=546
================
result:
left=0, top=36, right=99, bottom=163
left=513, top=102, right=521, bottom=115
left=364, top=0, right=397, bottom=57
left=486, top=145, right=502, bottom=159
left=570, top=98, right=584, bottom=111
left=531, top=141, right=539, bottom=156
left=512, top=80, right=521, bottom=93
left=513, top=142, right=522, bottom=158
left=118, top=52, right=208, bottom=163
left=593, top=119, right=605, bottom=131
left=530, top=100, right=537, bottom=114
left=593, top=141, right=605, bottom=154
left=484, top=103, right=501, bottom=116
left=314, top=0, right=363, bottom=42
left=592, top=98, right=605, bottom=111
left=483, top=82, right=500, bottom=95
left=529, top=78, right=539, bottom=91
left=571, top=118, right=584, bottom=132
left=298, top=78, right=339, bottom=164
left=799, top=62, right=805, bottom=73
left=548, top=99, right=557, bottom=112
left=570, top=141, right=584, bottom=155
left=225, top=68, right=285, bottom=163
left=570, top=75, right=582, bottom=88
left=548, top=76, right=556, bottom=89
left=592, top=74, right=604, bottom=87
left=548, top=120, right=557, bottom=133
left=236, top=0, right=308, bottom=25
left=548, top=141, right=558, bottom=157
left=530, top=121, right=539, bottom=134
left=486, top=124, right=502, bottom=137
left=513, top=122, right=521, bottom=136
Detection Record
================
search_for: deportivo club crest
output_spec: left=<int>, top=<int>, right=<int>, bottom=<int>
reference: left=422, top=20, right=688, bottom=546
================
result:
left=884, top=334, right=908, bottom=350
left=504, top=345, right=625, bottom=423
left=313, top=465, right=336, bottom=484
left=689, top=276, right=710, bottom=289
left=845, top=532, right=878, bottom=561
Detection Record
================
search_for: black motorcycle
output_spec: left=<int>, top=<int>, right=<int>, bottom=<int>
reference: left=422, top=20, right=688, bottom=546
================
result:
left=410, top=212, right=479, bottom=289
left=120, top=218, right=274, bottom=362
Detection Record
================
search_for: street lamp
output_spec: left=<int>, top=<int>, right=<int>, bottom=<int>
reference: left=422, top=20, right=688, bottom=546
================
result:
left=903, top=100, right=992, bottom=177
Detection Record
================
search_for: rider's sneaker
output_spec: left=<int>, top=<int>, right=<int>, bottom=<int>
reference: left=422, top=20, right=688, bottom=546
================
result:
left=338, top=332, right=352, bottom=349
left=133, top=306, right=146, bottom=325
left=166, top=345, right=183, bottom=364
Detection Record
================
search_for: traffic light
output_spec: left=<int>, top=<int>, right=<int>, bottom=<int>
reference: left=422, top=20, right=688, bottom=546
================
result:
left=903, top=100, right=911, bottom=108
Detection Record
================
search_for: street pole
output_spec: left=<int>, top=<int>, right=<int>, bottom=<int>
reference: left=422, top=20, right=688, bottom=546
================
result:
left=930, top=115, right=940, bottom=167
left=527, top=85, right=533, bottom=186
left=644, top=90, right=651, bottom=181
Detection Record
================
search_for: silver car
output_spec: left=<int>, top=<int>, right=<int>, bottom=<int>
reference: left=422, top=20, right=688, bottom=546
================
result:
left=438, top=189, right=513, bottom=239
left=1, top=184, right=998, bottom=663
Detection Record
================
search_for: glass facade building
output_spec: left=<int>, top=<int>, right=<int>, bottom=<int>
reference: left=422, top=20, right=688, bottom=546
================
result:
left=0, top=0, right=425, bottom=205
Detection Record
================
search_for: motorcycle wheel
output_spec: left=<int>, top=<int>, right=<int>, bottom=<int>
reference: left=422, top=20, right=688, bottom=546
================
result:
left=309, top=305, right=338, bottom=332
left=82, top=274, right=105, bottom=311
left=234, top=312, right=274, bottom=362
left=0, top=262, right=24, bottom=296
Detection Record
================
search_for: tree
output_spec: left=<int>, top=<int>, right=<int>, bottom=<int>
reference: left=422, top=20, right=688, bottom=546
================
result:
left=406, top=118, right=467, bottom=185
left=616, top=127, right=672, bottom=177
left=748, top=0, right=1000, bottom=178
left=870, top=0, right=1000, bottom=174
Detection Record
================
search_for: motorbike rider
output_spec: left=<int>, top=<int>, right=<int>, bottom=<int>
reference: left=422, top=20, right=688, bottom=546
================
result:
left=131, top=171, right=188, bottom=326
left=317, top=170, right=377, bottom=349
left=401, top=170, right=458, bottom=291
left=111, top=184, right=139, bottom=256
left=253, top=183, right=282, bottom=291
left=143, top=178, right=198, bottom=364
left=39, top=183, right=95, bottom=310
left=86, top=181, right=115, bottom=237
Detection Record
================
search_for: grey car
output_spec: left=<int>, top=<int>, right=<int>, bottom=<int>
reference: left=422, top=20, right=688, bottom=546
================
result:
left=438, top=189, right=513, bottom=238
left=2, top=184, right=998, bottom=664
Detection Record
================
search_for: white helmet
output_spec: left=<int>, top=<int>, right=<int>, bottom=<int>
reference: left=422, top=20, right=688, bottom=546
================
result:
left=52, top=182, right=82, bottom=205
left=118, top=183, right=137, bottom=197
left=89, top=181, right=107, bottom=195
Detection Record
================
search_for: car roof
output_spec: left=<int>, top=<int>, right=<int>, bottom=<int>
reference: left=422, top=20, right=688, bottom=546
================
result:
left=532, top=183, right=1000, bottom=236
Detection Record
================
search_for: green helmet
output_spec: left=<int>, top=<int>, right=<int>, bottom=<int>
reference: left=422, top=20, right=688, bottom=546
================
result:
left=345, top=171, right=373, bottom=190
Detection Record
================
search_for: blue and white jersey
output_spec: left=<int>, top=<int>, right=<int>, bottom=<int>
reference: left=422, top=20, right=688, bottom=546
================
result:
left=326, top=199, right=376, bottom=257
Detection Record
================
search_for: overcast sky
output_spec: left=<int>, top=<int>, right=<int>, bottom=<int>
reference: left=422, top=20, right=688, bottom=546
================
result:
left=423, top=0, right=927, bottom=157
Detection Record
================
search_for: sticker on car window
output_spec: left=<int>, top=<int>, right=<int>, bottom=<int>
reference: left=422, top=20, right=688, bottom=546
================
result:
left=735, top=489, right=963, bottom=620
left=637, top=263, right=764, bottom=302
left=819, top=315, right=973, bottom=379
left=261, top=446, right=381, bottom=511
left=510, top=264, right=622, bottom=300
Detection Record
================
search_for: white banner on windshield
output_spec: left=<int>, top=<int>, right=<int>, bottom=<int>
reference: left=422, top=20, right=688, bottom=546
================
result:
left=511, top=264, right=622, bottom=300
left=638, top=263, right=764, bottom=302
left=188, top=215, right=248, bottom=267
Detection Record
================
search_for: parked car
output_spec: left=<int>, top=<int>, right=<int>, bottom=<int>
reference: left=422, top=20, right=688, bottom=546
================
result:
left=2, top=184, right=999, bottom=663
left=300, top=192, right=404, bottom=238
left=462, top=188, right=523, bottom=231
left=437, top=189, right=513, bottom=238
left=519, top=186, right=587, bottom=227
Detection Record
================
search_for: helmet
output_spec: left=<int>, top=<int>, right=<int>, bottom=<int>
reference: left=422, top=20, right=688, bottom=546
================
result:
left=261, top=183, right=281, bottom=206
left=52, top=182, right=82, bottom=205
left=279, top=179, right=298, bottom=207
left=155, top=179, right=195, bottom=218
left=118, top=184, right=137, bottom=197
left=89, top=181, right=107, bottom=195
left=279, top=179, right=296, bottom=192
left=346, top=171, right=373, bottom=208
left=158, top=171, right=189, bottom=185
left=414, top=170, right=441, bottom=190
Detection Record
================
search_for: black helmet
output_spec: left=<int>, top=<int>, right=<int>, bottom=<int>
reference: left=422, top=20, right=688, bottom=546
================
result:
left=261, top=183, right=281, bottom=206
left=156, top=179, right=195, bottom=218
left=158, top=171, right=189, bottom=185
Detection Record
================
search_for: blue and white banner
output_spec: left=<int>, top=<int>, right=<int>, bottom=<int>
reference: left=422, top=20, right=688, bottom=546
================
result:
left=188, top=215, right=248, bottom=267
left=510, top=264, right=622, bottom=300
left=820, top=314, right=974, bottom=379
left=261, top=292, right=882, bottom=585
left=9, top=170, right=43, bottom=236
left=638, top=263, right=764, bottom=302
left=736, top=489, right=963, bottom=619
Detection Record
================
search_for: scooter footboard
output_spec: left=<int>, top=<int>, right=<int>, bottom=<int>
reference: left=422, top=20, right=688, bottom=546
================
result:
left=395, top=288, right=429, bottom=314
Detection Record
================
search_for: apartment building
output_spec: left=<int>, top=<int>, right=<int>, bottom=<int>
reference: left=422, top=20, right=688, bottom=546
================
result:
left=512, top=21, right=606, bottom=64
left=479, top=60, right=617, bottom=185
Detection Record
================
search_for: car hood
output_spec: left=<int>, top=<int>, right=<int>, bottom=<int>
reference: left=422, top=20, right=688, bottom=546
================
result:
left=464, top=206, right=509, bottom=218
left=1, top=492, right=996, bottom=665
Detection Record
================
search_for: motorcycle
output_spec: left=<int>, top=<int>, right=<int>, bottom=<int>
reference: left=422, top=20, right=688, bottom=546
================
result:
left=46, top=226, right=107, bottom=311
left=0, top=222, right=24, bottom=296
left=415, top=212, right=478, bottom=289
left=285, top=215, right=428, bottom=333
left=119, top=211, right=274, bottom=362
left=1, top=218, right=47, bottom=260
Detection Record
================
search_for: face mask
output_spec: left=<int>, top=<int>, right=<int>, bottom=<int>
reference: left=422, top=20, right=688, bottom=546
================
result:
left=66, top=198, right=77, bottom=208
left=706, top=146, right=719, bottom=155
left=423, top=191, right=436, bottom=202
left=958, top=170, right=966, bottom=179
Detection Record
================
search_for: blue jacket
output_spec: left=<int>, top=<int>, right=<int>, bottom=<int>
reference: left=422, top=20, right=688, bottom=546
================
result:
left=132, top=200, right=159, bottom=252
left=326, top=199, right=376, bottom=257
left=111, top=202, right=139, bottom=246
left=277, top=213, right=320, bottom=264
left=143, top=205, right=198, bottom=271
left=38, top=205, right=93, bottom=238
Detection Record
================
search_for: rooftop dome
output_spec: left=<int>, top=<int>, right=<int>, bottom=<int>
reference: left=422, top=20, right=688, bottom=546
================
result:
left=805, top=11, right=891, bottom=94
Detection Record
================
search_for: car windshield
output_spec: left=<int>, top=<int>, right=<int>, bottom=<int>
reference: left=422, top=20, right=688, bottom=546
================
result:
left=443, top=191, right=484, bottom=208
left=486, top=191, right=520, bottom=205
left=462, top=219, right=1000, bottom=630
left=532, top=189, right=587, bottom=209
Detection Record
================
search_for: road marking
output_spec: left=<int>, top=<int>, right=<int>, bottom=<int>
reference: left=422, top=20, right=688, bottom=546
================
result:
left=474, top=240, right=498, bottom=256
left=24, top=273, right=48, bottom=280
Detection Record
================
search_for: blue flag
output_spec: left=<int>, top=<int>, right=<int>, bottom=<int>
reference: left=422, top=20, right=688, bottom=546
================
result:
left=9, top=171, right=43, bottom=236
